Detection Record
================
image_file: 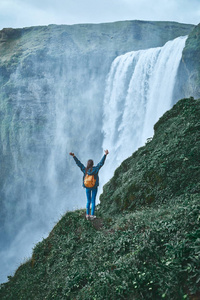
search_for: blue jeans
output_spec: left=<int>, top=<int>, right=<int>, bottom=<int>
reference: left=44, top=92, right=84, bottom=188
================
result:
left=86, top=188, right=98, bottom=215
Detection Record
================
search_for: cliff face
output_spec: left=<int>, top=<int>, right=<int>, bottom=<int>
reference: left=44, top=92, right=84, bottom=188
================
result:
left=0, top=21, right=194, bottom=62
left=0, top=21, right=193, bottom=90
left=176, top=23, right=200, bottom=99
left=0, top=98, right=199, bottom=300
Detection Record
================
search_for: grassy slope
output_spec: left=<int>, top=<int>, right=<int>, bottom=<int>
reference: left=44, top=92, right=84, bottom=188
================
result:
left=99, top=97, right=200, bottom=216
left=0, top=98, right=200, bottom=300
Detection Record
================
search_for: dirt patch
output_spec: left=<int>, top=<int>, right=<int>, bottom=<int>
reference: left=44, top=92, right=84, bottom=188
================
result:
left=91, top=217, right=104, bottom=230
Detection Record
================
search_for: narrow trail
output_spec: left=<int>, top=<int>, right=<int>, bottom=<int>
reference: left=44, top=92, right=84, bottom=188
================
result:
left=81, top=212, right=105, bottom=230
left=90, top=217, right=105, bottom=230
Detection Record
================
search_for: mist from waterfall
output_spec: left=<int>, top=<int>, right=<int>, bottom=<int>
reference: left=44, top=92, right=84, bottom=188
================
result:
left=101, top=36, right=187, bottom=185
left=0, top=35, right=187, bottom=283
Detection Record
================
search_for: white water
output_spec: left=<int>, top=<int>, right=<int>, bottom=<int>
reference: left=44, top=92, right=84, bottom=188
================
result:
left=0, top=35, right=187, bottom=283
left=101, top=36, right=187, bottom=184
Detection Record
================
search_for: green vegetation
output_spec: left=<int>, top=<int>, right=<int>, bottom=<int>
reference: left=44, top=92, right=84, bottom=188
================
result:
left=0, top=98, right=199, bottom=299
left=100, top=97, right=200, bottom=216
left=0, top=195, right=200, bottom=300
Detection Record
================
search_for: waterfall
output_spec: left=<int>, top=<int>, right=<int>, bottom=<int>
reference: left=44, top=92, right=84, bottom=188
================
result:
left=0, top=54, right=104, bottom=283
left=0, top=35, right=187, bottom=283
left=101, top=36, right=187, bottom=184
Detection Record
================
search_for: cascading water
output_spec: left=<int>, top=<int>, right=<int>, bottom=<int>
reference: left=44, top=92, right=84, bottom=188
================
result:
left=101, top=36, right=187, bottom=185
left=0, top=55, right=104, bottom=283
left=0, top=35, right=187, bottom=283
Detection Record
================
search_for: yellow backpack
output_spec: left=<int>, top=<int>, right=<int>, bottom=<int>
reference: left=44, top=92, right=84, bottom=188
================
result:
left=84, top=174, right=96, bottom=188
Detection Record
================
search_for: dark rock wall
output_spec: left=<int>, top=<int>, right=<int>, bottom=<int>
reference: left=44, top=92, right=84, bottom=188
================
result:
left=175, top=23, right=200, bottom=99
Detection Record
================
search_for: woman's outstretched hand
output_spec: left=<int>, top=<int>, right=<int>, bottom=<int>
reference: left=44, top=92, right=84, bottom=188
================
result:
left=104, top=149, right=109, bottom=155
left=69, top=152, right=75, bottom=157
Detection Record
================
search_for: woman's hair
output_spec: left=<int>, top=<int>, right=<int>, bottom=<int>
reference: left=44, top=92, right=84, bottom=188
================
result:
left=85, top=159, right=94, bottom=175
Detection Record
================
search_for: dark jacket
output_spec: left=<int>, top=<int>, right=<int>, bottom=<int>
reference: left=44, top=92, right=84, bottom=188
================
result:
left=73, top=155, right=106, bottom=189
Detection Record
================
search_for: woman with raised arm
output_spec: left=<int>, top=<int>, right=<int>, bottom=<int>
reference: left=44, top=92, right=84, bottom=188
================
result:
left=69, top=150, right=109, bottom=220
